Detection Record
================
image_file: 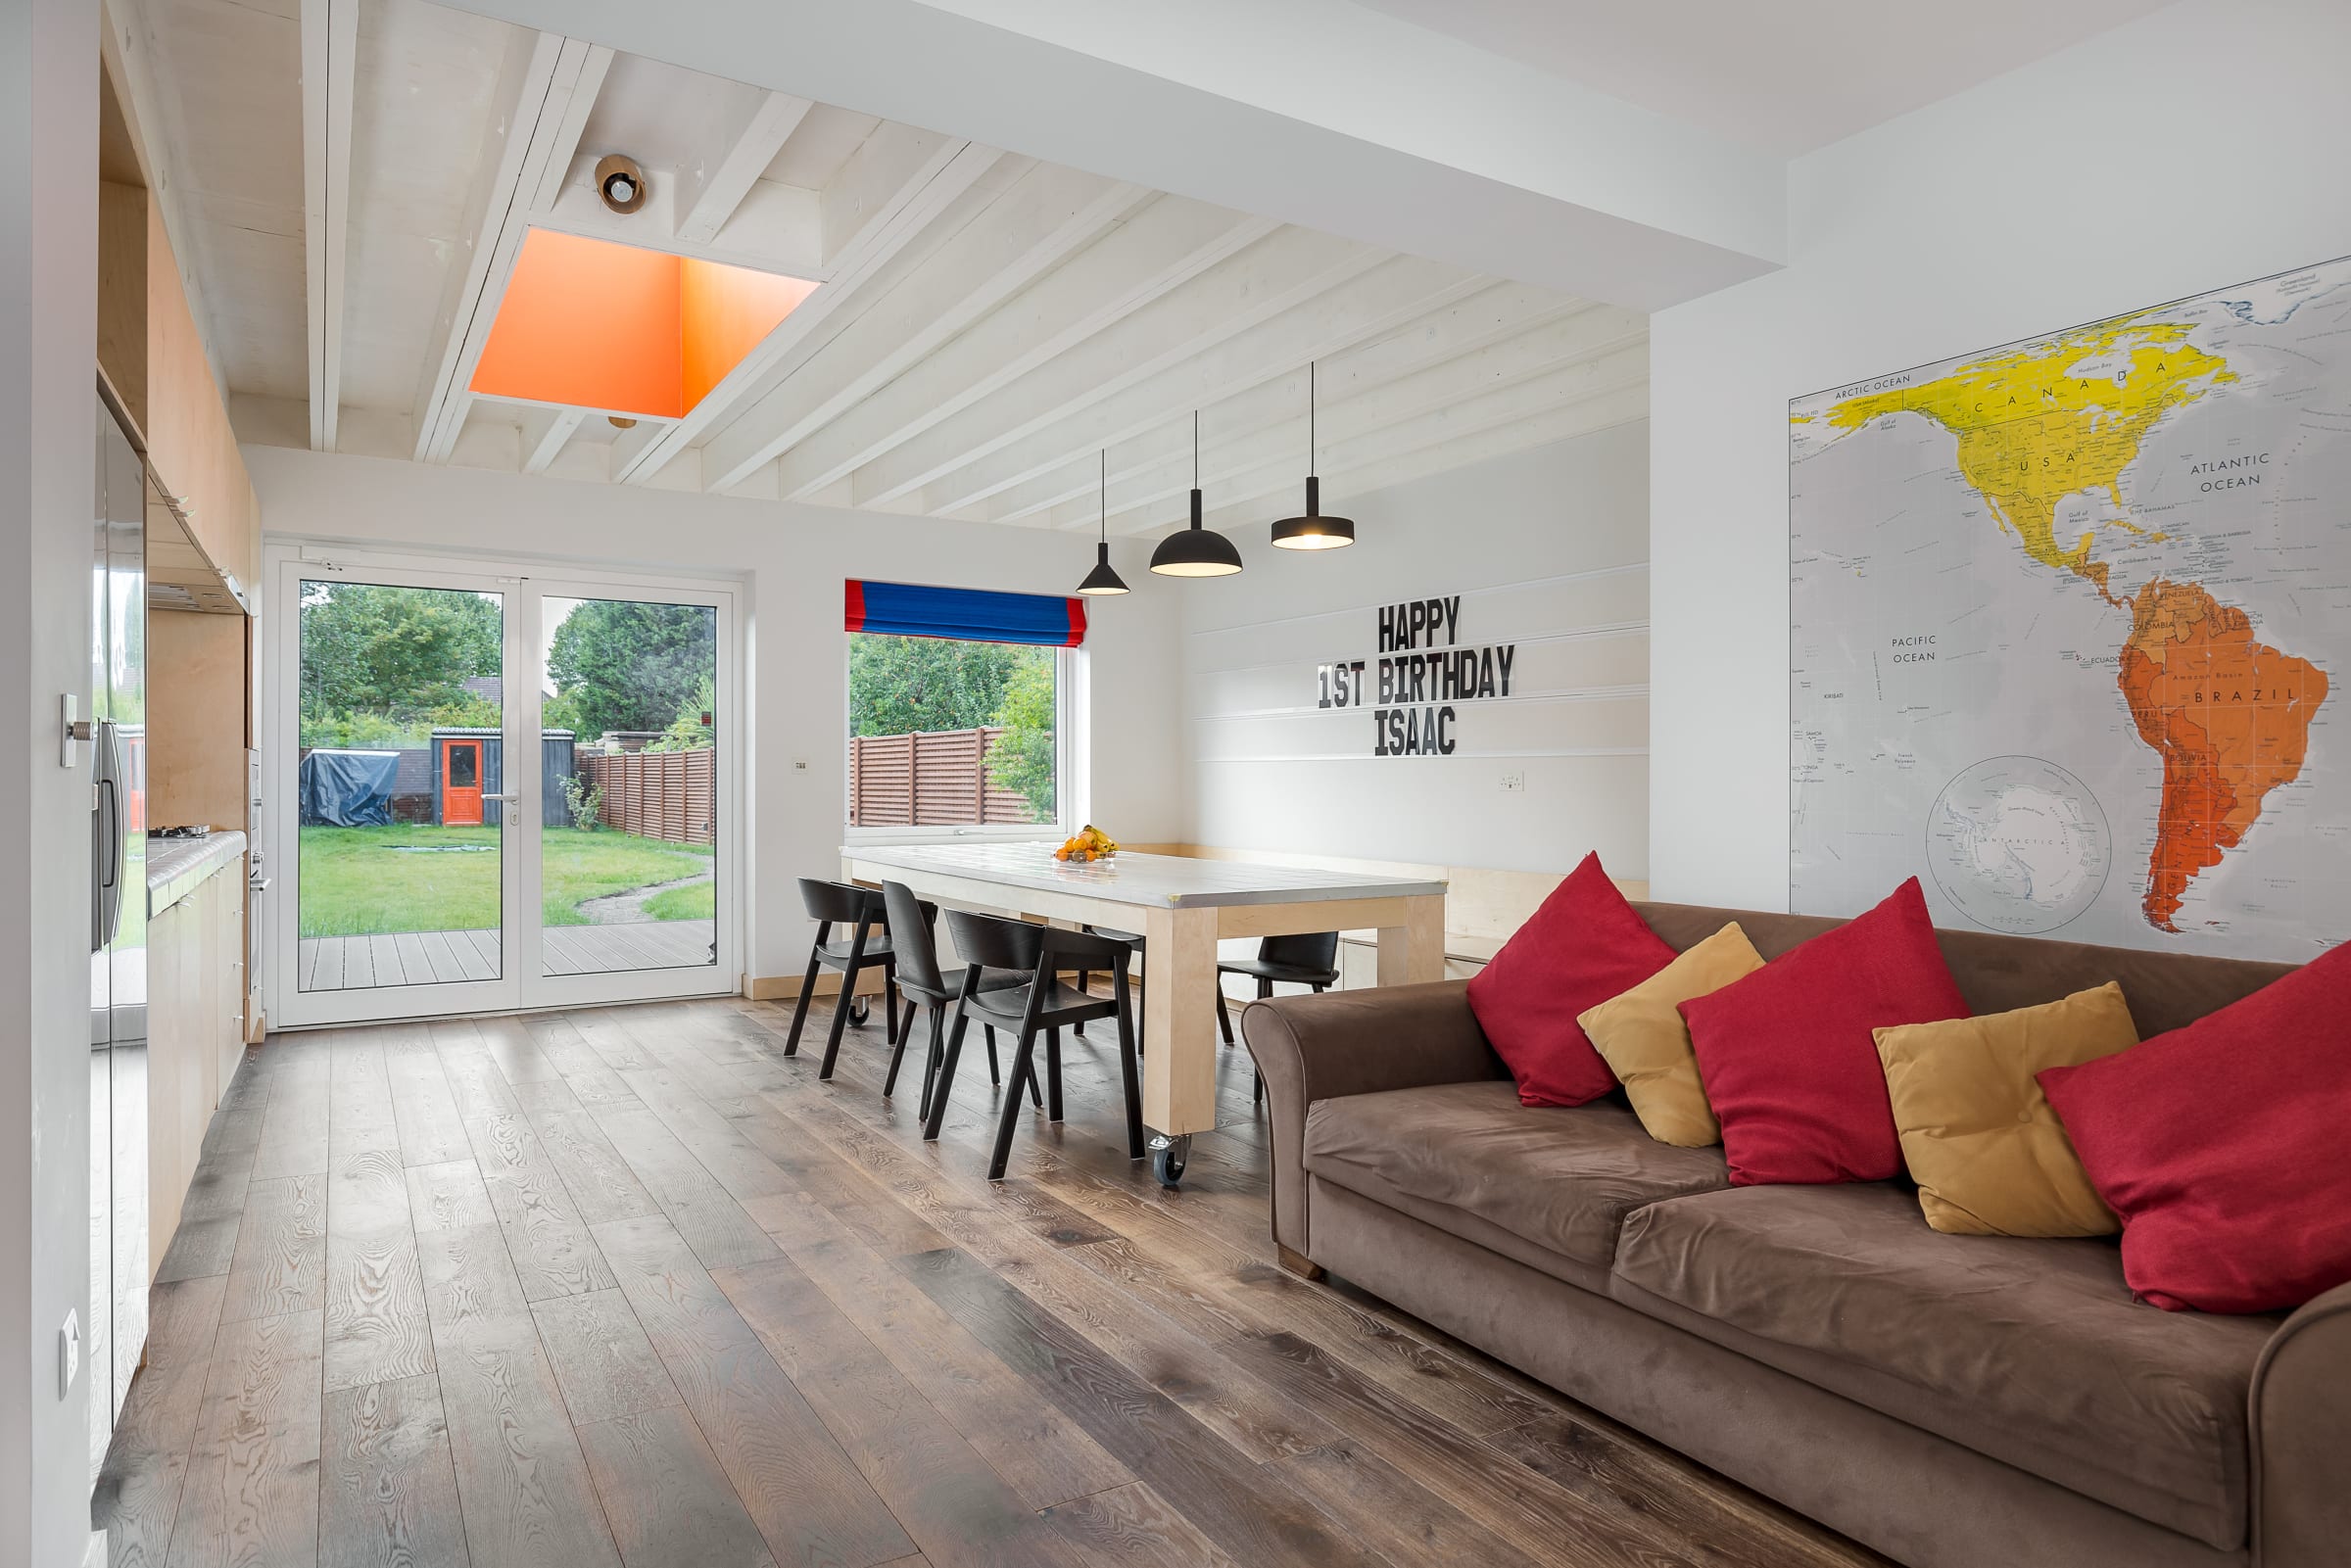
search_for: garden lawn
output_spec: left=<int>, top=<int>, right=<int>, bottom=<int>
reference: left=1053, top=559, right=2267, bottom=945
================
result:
left=641, top=878, right=715, bottom=922
left=298, top=825, right=711, bottom=937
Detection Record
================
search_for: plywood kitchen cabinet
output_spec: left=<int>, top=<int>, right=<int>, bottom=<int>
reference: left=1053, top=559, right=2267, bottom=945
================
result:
left=145, top=853, right=247, bottom=1272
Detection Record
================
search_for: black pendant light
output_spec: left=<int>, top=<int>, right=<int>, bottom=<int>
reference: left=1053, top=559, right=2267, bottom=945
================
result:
left=1075, top=451, right=1129, bottom=596
left=1149, top=411, right=1243, bottom=578
left=1271, top=360, right=1355, bottom=550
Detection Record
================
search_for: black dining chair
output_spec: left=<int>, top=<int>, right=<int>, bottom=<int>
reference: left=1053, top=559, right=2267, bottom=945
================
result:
left=878, top=879, right=1036, bottom=1117
left=782, top=878, right=903, bottom=1080
left=926, top=912, right=1143, bottom=1180
left=1216, top=931, right=1342, bottom=1104
left=1071, top=925, right=1145, bottom=1036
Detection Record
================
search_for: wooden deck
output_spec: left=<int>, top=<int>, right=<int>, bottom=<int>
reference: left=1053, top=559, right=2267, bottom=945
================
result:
left=100, top=996, right=1887, bottom=1568
left=299, top=920, right=715, bottom=989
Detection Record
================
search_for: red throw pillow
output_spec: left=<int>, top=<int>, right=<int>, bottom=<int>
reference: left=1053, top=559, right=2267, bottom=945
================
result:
left=2039, top=941, right=2351, bottom=1313
left=1466, top=853, right=1675, bottom=1106
left=1680, top=878, right=1969, bottom=1185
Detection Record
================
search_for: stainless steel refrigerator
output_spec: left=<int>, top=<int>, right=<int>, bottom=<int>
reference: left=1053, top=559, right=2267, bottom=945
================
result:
left=89, top=392, right=148, bottom=1485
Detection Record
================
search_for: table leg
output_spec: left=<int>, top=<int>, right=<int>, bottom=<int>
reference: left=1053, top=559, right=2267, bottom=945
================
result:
left=1375, top=894, right=1446, bottom=986
left=1141, top=905, right=1219, bottom=1143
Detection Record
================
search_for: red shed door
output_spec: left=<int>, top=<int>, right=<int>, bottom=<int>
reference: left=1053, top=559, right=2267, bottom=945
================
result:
left=442, top=739, right=485, bottom=825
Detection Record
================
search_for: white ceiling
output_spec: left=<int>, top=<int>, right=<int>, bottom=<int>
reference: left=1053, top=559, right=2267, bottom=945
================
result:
left=1347, top=0, right=2176, bottom=154
left=120, top=0, right=1645, bottom=537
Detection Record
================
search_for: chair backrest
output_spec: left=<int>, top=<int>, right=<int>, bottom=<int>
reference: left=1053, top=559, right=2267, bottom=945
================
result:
left=798, top=878, right=874, bottom=925
left=942, top=909, right=1044, bottom=974
left=1260, top=930, right=1340, bottom=974
left=881, top=881, right=943, bottom=991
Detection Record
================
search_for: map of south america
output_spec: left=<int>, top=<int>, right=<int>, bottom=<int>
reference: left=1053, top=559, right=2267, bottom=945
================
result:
left=1791, top=257, right=2351, bottom=960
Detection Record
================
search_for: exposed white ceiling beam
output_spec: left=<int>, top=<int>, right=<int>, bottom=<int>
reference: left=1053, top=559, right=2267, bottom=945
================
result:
left=901, top=251, right=1483, bottom=517
left=676, top=91, right=815, bottom=247
left=1040, top=303, right=1647, bottom=531
left=987, top=282, right=1585, bottom=524
left=680, top=162, right=1140, bottom=493
left=299, top=0, right=357, bottom=451
left=520, top=405, right=585, bottom=474
left=1176, top=343, right=1651, bottom=536
left=410, top=34, right=613, bottom=464
left=616, top=136, right=1006, bottom=486
left=786, top=226, right=1383, bottom=509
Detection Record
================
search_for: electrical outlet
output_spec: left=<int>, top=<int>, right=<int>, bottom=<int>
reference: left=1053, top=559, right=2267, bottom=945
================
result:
left=1498, top=770, right=1526, bottom=793
left=59, top=1308, right=78, bottom=1398
left=792, top=756, right=810, bottom=773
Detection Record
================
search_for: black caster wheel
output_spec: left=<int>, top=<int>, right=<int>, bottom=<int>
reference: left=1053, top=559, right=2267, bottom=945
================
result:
left=848, top=996, right=872, bottom=1026
left=1149, top=1134, right=1190, bottom=1187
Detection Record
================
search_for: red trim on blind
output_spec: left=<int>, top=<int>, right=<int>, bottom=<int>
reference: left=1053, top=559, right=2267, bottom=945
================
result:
left=1067, top=597, right=1087, bottom=646
left=843, top=579, right=867, bottom=633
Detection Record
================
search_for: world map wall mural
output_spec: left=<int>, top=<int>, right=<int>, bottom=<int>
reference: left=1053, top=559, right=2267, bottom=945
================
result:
left=1790, top=256, right=2351, bottom=962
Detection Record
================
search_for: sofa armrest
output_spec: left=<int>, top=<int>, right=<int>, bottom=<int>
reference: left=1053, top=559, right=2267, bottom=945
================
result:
left=2253, top=1279, right=2351, bottom=1566
left=1240, top=980, right=1503, bottom=1261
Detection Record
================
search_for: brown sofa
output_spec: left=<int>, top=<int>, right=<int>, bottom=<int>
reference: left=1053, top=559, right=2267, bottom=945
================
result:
left=1242, top=901, right=2351, bottom=1568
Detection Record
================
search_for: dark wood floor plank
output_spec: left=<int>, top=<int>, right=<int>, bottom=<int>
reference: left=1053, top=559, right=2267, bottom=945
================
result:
left=523, top=1013, right=641, bottom=1104
left=476, top=1013, right=568, bottom=1084
left=617, top=1067, right=794, bottom=1202
left=567, top=1009, right=660, bottom=1073
left=92, top=1273, right=225, bottom=1568
left=898, top=1246, right=1385, bottom=1568
left=531, top=1288, right=682, bottom=1425
left=165, top=1307, right=323, bottom=1568
left=323, top=1147, right=434, bottom=1392
left=406, top=1159, right=497, bottom=1233
left=249, top=1043, right=332, bottom=1181
left=318, top=1372, right=471, bottom=1568
left=763, top=1207, right=1132, bottom=1511
left=591, top=1212, right=915, bottom=1568
left=221, top=1172, right=328, bottom=1323
left=575, top=1406, right=780, bottom=1568
left=417, top=1222, right=625, bottom=1568
left=714, top=1253, right=1091, bottom=1568
left=1271, top=1441, right=1550, bottom=1568
left=458, top=1102, right=620, bottom=1300
left=329, top=1035, right=402, bottom=1158
left=584, top=1102, right=780, bottom=1269
left=1035, top=1482, right=1243, bottom=1568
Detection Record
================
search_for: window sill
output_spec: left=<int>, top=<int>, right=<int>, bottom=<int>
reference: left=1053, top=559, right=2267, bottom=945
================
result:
left=842, top=826, right=1065, bottom=848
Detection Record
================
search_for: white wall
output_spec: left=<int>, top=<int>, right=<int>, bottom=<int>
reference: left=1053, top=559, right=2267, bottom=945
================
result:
left=1, top=0, right=98, bottom=1560
left=1651, top=0, right=2351, bottom=909
left=244, top=446, right=1185, bottom=983
left=1179, top=420, right=1649, bottom=878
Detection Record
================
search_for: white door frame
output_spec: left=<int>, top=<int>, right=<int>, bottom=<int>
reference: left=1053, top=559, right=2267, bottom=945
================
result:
left=264, top=542, right=744, bottom=1027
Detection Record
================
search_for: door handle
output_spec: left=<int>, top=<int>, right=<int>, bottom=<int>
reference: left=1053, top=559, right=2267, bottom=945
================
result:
left=480, top=793, right=520, bottom=802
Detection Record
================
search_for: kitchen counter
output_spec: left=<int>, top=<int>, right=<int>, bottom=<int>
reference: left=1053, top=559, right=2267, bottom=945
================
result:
left=147, top=831, right=246, bottom=918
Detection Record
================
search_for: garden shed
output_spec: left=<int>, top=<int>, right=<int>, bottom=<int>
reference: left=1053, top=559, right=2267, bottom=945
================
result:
left=423, top=729, right=577, bottom=826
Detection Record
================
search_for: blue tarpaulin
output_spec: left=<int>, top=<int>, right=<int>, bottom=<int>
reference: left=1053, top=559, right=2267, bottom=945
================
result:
left=300, top=749, right=400, bottom=827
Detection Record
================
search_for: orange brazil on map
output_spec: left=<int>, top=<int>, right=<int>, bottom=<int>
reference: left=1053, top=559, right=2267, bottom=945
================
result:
left=2118, top=579, right=2328, bottom=932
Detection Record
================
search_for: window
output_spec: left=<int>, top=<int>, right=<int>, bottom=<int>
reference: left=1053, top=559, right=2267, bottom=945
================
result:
left=845, top=635, right=1067, bottom=832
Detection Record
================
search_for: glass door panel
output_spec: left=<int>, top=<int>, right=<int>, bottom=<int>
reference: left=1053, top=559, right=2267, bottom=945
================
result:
left=538, top=595, right=718, bottom=978
left=293, top=577, right=507, bottom=998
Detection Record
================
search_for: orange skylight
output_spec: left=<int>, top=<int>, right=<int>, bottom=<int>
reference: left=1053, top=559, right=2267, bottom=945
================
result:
left=469, top=228, right=816, bottom=419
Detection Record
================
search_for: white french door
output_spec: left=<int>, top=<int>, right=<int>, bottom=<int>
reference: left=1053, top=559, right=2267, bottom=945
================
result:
left=266, top=546, right=742, bottom=1027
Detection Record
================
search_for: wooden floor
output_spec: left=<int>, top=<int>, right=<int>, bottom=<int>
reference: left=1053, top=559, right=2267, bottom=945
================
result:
left=95, top=993, right=1887, bottom=1568
left=298, top=920, right=717, bottom=990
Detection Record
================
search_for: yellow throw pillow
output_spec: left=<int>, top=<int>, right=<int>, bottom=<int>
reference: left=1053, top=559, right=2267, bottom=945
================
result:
left=1578, top=922, right=1764, bottom=1147
left=1874, top=982, right=2138, bottom=1237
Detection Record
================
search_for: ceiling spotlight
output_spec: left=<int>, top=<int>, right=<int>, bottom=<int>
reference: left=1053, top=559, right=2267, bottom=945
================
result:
left=1271, top=360, right=1355, bottom=550
left=1149, top=412, right=1243, bottom=578
left=607, top=415, right=637, bottom=430
left=596, top=154, right=647, bottom=214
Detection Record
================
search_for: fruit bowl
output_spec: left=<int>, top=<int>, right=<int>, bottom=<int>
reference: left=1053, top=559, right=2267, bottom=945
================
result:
left=1053, top=824, right=1120, bottom=863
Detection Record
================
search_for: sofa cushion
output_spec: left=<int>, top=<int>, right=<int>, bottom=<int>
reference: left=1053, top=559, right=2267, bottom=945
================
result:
left=1578, top=921, right=1764, bottom=1147
left=1609, top=1183, right=2279, bottom=1548
left=1303, top=1081, right=1728, bottom=1289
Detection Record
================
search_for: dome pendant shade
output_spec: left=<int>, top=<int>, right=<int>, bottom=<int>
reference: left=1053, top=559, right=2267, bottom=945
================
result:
left=1076, top=541, right=1129, bottom=595
left=1271, top=474, right=1356, bottom=550
left=1150, top=416, right=1243, bottom=577
left=1150, top=486, right=1244, bottom=577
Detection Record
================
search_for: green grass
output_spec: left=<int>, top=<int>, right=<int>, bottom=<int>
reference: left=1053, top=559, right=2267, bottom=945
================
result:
left=641, top=878, right=715, bottom=922
left=297, top=825, right=710, bottom=937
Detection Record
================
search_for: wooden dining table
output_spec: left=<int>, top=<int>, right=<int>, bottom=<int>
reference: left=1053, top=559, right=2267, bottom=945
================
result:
left=841, top=842, right=1448, bottom=1183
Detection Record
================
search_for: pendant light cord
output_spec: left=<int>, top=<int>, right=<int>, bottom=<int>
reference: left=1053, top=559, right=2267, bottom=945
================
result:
left=1309, top=360, right=1317, bottom=479
left=1099, top=450, right=1108, bottom=543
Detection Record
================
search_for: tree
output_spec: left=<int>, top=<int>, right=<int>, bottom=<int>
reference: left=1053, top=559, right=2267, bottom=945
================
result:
left=298, top=583, right=502, bottom=725
left=985, top=653, right=1056, bottom=821
left=846, top=634, right=1026, bottom=736
left=545, top=600, right=717, bottom=739
left=646, top=672, right=717, bottom=751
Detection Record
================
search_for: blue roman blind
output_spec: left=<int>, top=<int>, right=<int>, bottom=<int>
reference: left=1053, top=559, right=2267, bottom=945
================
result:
left=844, top=579, right=1086, bottom=647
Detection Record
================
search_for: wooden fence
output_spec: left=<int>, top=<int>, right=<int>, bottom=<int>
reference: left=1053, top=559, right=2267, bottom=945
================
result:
left=848, top=727, right=1042, bottom=827
left=575, top=747, right=716, bottom=844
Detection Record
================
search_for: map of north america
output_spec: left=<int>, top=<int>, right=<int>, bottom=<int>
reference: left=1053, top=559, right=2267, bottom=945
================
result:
left=1790, top=257, right=2350, bottom=961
